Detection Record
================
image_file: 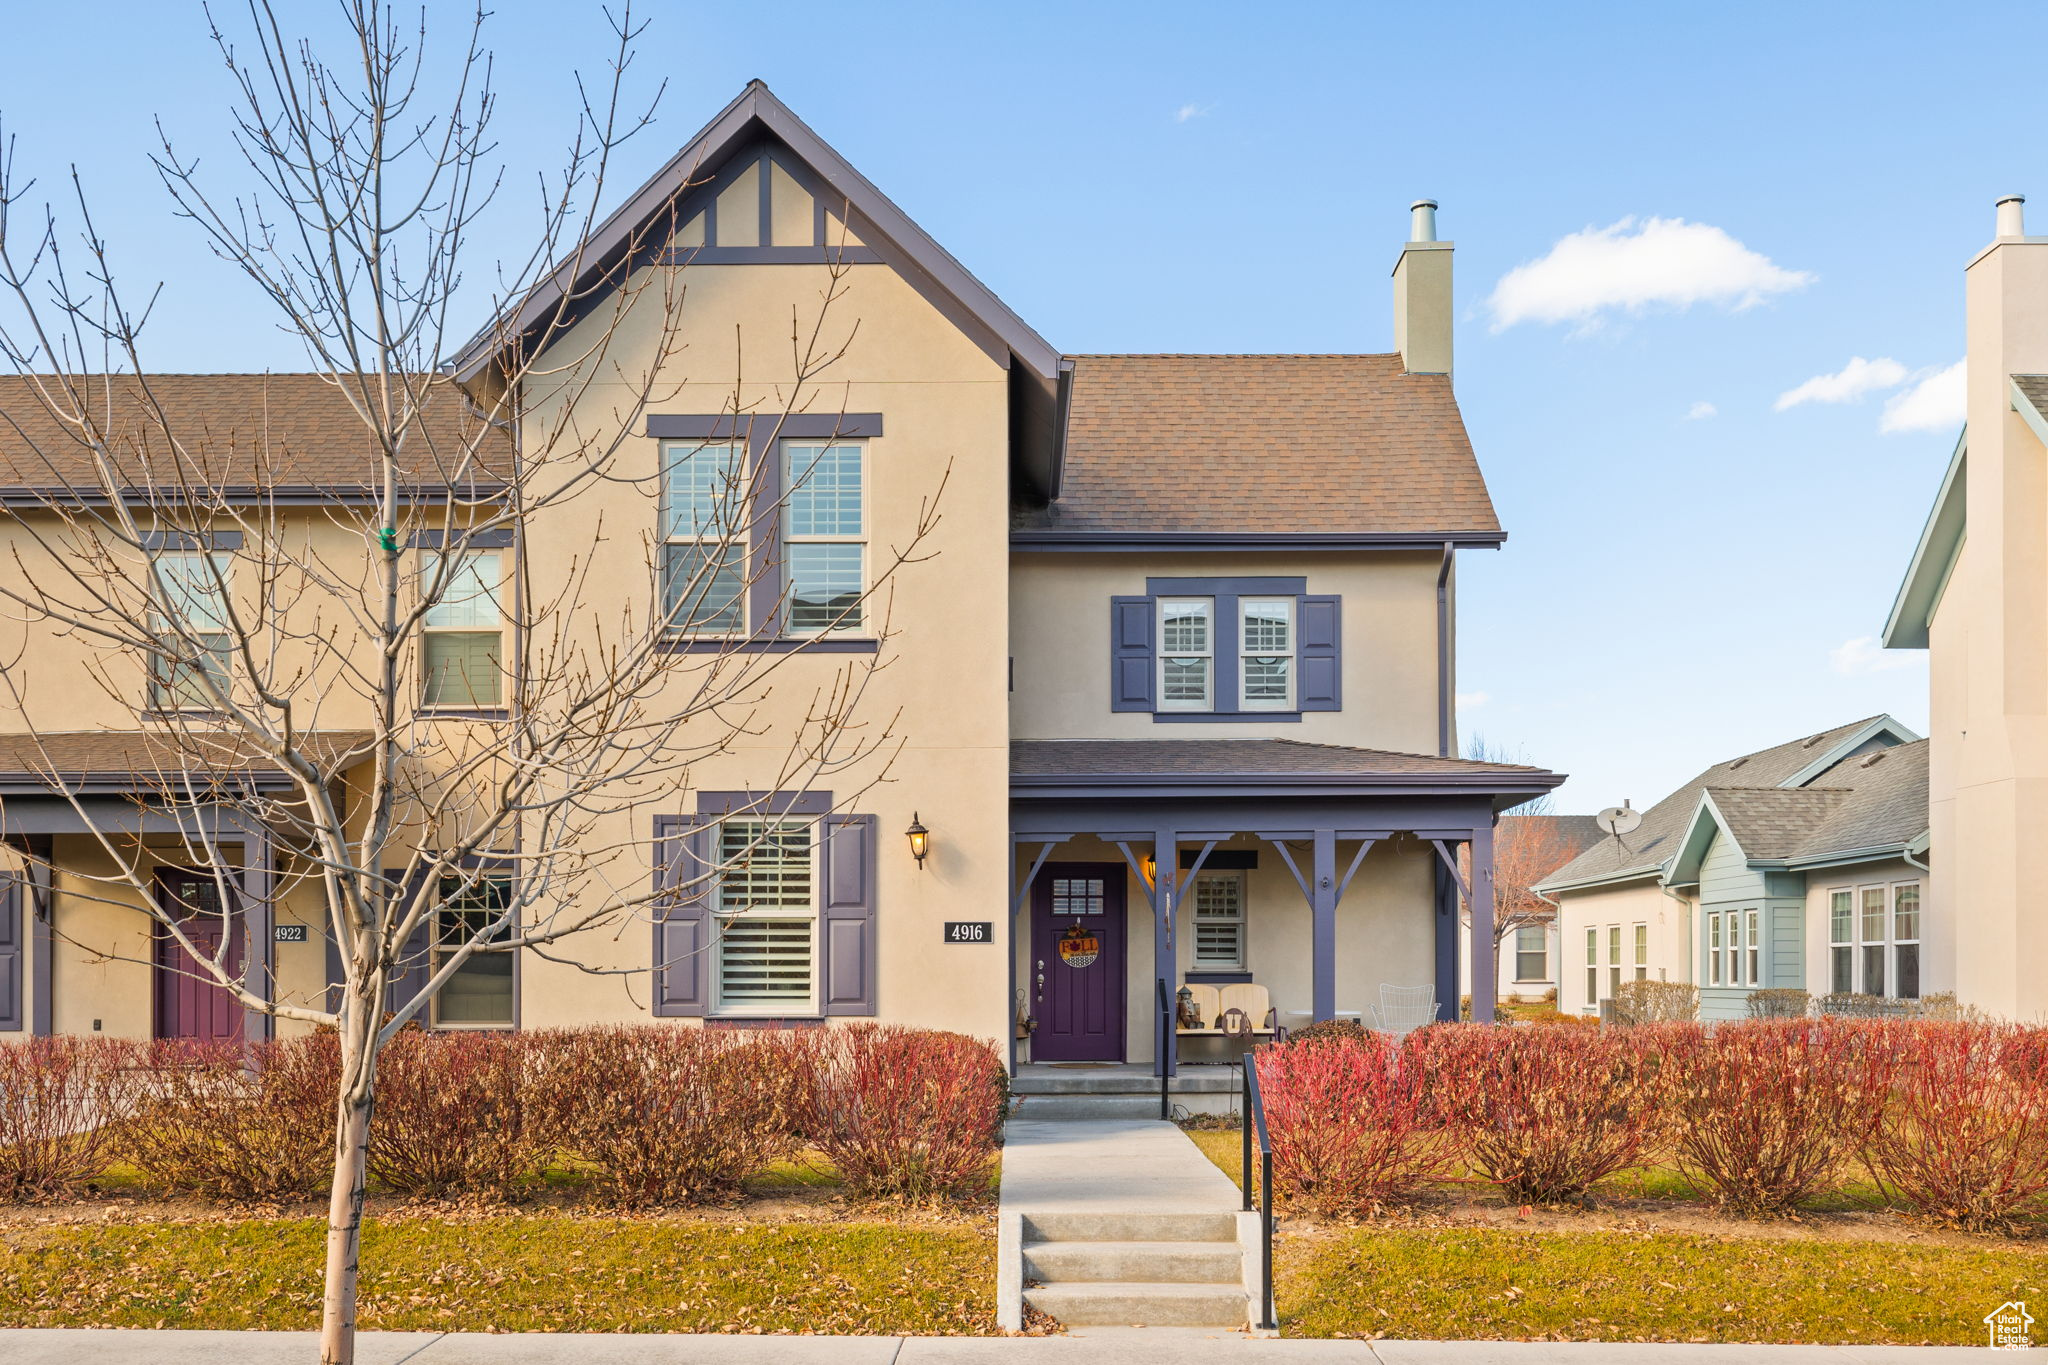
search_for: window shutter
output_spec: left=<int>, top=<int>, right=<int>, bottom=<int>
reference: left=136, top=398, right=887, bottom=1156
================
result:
left=0, top=874, right=21, bottom=1031
left=1298, top=595, right=1342, bottom=711
left=819, top=813, right=877, bottom=1016
left=1109, top=596, right=1156, bottom=712
left=653, top=817, right=713, bottom=1016
left=387, top=869, right=435, bottom=1022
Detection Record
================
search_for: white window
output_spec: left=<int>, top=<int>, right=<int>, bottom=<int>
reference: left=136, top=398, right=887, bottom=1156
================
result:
left=661, top=440, right=747, bottom=634
left=1892, top=882, right=1921, bottom=999
left=148, top=551, right=232, bottom=709
left=1515, top=924, right=1547, bottom=982
left=1860, top=886, right=1887, bottom=997
left=1606, top=924, right=1622, bottom=998
left=1707, top=912, right=1723, bottom=986
left=422, top=550, right=505, bottom=708
left=1238, top=598, right=1294, bottom=711
left=1633, top=922, right=1648, bottom=982
left=1744, top=909, right=1761, bottom=988
left=1051, top=876, right=1107, bottom=917
left=1829, top=889, right=1854, bottom=994
left=432, top=875, right=515, bottom=1028
left=1191, top=872, right=1246, bottom=970
left=1158, top=598, right=1213, bottom=710
left=785, top=443, right=865, bottom=634
left=714, top=819, right=817, bottom=1012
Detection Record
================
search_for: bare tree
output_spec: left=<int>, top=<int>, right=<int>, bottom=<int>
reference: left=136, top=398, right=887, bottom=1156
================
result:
left=0, top=5, right=932, bottom=1361
left=1460, top=737, right=1583, bottom=981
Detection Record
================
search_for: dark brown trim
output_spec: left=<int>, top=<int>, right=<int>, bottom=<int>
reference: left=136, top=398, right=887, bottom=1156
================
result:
left=648, top=413, right=883, bottom=440
left=1012, top=531, right=1508, bottom=552
left=658, top=637, right=879, bottom=655
left=659, top=246, right=885, bottom=266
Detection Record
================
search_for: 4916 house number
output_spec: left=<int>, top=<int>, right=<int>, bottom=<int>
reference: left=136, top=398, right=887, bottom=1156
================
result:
left=943, top=921, right=992, bottom=944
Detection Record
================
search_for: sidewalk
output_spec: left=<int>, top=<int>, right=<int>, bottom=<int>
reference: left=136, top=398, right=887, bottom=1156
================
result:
left=0, top=1331, right=2003, bottom=1362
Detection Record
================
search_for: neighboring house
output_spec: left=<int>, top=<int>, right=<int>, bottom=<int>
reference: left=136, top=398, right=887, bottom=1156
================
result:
left=1536, top=717, right=1931, bottom=1021
left=1882, top=194, right=2048, bottom=1022
left=1456, top=813, right=1601, bottom=1002
left=0, top=83, right=1561, bottom=1064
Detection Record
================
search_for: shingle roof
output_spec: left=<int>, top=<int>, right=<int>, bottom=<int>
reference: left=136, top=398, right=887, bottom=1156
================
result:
left=1012, top=354, right=1500, bottom=538
left=1700, top=787, right=1850, bottom=860
left=2014, top=373, right=2048, bottom=418
left=1785, top=739, right=1929, bottom=859
left=0, top=729, right=375, bottom=787
left=1537, top=717, right=1898, bottom=889
left=1011, top=738, right=1548, bottom=779
left=0, top=374, right=510, bottom=491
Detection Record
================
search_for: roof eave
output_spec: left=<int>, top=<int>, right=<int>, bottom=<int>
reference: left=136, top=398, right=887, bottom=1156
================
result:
left=1881, top=429, right=1967, bottom=650
left=1010, top=529, right=1508, bottom=553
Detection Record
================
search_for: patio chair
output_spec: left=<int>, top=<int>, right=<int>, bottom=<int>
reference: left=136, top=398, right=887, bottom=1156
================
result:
left=1373, top=983, right=1439, bottom=1036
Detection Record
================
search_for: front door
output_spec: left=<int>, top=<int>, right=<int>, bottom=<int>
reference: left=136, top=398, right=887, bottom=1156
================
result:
left=1030, top=862, right=1127, bottom=1061
left=154, top=869, right=245, bottom=1043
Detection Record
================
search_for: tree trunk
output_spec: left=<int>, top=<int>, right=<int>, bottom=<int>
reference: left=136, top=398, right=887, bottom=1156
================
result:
left=319, top=993, right=380, bottom=1365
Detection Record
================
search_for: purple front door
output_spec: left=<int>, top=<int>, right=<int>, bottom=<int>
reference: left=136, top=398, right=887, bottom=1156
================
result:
left=1030, top=862, right=1127, bottom=1061
left=154, top=869, right=245, bottom=1044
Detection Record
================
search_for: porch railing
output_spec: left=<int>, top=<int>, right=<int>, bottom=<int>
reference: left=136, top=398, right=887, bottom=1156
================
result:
left=1154, top=977, right=1171, bottom=1119
left=1241, top=1049, right=1277, bottom=1332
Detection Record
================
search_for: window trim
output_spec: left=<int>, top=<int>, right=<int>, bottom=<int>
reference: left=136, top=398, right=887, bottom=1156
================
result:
left=1513, top=924, right=1547, bottom=983
left=1189, top=869, right=1248, bottom=972
left=781, top=440, right=868, bottom=638
left=419, top=547, right=508, bottom=711
left=1156, top=597, right=1215, bottom=712
left=711, top=816, right=822, bottom=1017
left=1237, top=597, right=1296, bottom=712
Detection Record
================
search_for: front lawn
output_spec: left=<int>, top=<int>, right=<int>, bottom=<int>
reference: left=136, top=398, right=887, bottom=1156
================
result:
left=0, top=1212, right=999, bottom=1335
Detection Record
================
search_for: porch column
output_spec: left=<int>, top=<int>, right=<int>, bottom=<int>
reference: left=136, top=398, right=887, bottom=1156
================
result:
left=1432, top=855, right=1459, bottom=1024
left=1467, top=819, right=1496, bottom=1023
left=1311, top=829, right=1338, bottom=1021
left=241, top=832, right=275, bottom=1044
left=1154, top=828, right=1177, bottom=1079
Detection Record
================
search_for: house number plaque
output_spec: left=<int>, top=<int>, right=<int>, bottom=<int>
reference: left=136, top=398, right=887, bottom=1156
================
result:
left=943, top=921, right=991, bottom=944
left=273, top=924, right=309, bottom=943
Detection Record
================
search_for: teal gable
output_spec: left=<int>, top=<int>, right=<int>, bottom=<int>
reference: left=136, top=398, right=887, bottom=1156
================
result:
left=1669, top=794, right=1820, bottom=1021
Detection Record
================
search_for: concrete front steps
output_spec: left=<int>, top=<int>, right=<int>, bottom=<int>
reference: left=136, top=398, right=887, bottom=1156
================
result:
left=1010, top=1064, right=1240, bottom=1120
left=1020, top=1211, right=1250, bottom=1330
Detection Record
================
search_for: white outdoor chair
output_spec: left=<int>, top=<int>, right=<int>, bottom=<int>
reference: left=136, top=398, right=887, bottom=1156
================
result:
left=1372, top=983, right=1439, bottom=1036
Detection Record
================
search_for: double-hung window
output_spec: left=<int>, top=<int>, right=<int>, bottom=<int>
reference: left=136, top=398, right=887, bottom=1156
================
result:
left=1238, top=599, right=1294, bottom=711
left=1606, top=924, right=1622, bottom=997
left=421, top=551, right=505, bottom=708
left=1829, top=889, right=1854, bottom=994
left=1583, top=926, right=1599, bottom=1007
left=1191, top=871, right=1247, bottom=971
left=1633, top=922, right=1649, bottom=982
left=1112, top=578, right=1339, bottom=719
left=1515, top=924, right=1547, bottom=982
left=1707, top=912, right=1723, bottom=986
left=714, top=819, right=817, bottom=1012
left=1744, top=909, right=1761, bottom=988
left=1892, top=883, right=1921, bottom=999
left=432, top=874, right=515, bottom=1028
left=1860, top=887, right=1888, bottom=997
left=1157, top=599, right=1214, bottom=710
left=661, top=440, right=747, bottom=634
left=784, top=443, right=864, bottom=633
left=148, top=552, right=233, bottom=710
left=1831, top=879, right=1920, bottom=998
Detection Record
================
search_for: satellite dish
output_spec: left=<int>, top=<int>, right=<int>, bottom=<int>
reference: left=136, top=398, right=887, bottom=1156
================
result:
left=1596, top=801, right=1642, bottom=837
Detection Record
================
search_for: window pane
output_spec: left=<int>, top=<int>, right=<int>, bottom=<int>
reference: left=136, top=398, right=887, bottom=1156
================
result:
left=662, top=443, right=742, bottom=539
left=1895, top=943, right=1921, bottom=999
left=1192, top=874, right=1244, bottom=968
left=1160, top=600, right=1210, bottom=653
left=718, top=821, right=813, bottom=912
left=1052, top=878, right=1106, bottom=916
left=787, top=445, right=863, bottom=536
left=1515, top=926, right=1546, bottom=981
left=787, top=543, right=863, bottom=632
left=663, top=543, right=746, bottom=632
left=1241, top=599, right=1292, bottom=653
left=423, top=630, right=503, bottom=707
left=718, top=917, right=813, bottom=1007
left=1892, top=884, right=1920, bottom=942
left=1708, top=914, right=1721, bottom=986
left=1584, top=927, right=1598, bottom=1002
left=151, top=553, right=231, bottom=633
left=434, top=877, right=513, bottom=1027
left=151, top=633, right=231, bottom=709
left=1161, top=656, right=1211, bottom=705
left=1241, top=654, right=1291, bottom=704
left=1862, top=944, right=1886, bottom=997
left=424, top=552, right=500, bottom=628
left=1832, top=945, right=1854, bottom=994
left=1829, top=891, right=1853, bottom=945
left=1860, top=888, right=1886, bottom=943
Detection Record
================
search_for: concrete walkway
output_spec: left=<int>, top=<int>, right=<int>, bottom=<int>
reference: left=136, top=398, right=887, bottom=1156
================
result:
left=0, top=1330, right=2002, bottom=1362
left=997, top=1116, right=1245, bottom=1214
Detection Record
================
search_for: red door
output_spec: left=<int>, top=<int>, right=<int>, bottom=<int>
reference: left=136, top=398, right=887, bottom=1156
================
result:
left=155, top=869, right=244, bottom=1043
left=1030, top=863, right=1127, bottom=1061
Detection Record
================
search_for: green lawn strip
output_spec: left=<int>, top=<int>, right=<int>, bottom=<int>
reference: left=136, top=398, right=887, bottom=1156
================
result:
left=1280, top=1227, right=2046, bottom=1344
left=0, top=1215, right=997, bottom=1334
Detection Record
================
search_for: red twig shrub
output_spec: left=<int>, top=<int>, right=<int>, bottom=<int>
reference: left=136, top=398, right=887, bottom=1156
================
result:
left=803, top=1023, right=1005, bottom=1201
left=120, top=1035, right=338, bottom=1200
left=1862, top=1021, right=2048, bottom=1230
left=1665, top=1018, right=1891, bottom=1215
left=0, top=1037, right=137, bottom=1200
left=1257, top=1032, right=1453, bottom=1215
left=533, top=1026, right=801, bottom=1207
left=369, top=1030, right=540, bottom=1200
left=1418, top=1022, right=1669, bottom=1205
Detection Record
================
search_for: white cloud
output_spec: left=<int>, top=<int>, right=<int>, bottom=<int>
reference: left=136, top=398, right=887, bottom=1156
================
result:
left=1173, top=103, right=1209, bottom=124
left=1830, top=636, right=1922, bottom=676
left=1455, top=691, right=1489, bottom=709
left=1880, top=360, right=1966, bottom=434
left=1487, top=216, right=1813, bottom=331
left=1775, top=356, right=1909, bottom=411
left=1685, top=401, right=1718, bottom=421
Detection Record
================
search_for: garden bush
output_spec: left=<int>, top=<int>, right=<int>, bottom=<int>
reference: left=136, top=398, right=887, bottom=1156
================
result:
left=1862, top=1021, right=2048, bottom=1230
left=121, top=1035, right=338, bottom=1200
left=1418, top=1022, right=1670, bottom=1204
left=534, top=1025, right=803, bottom=1207
left=1745, top=988, right=1811, bottom=1020
left=1256, top=1031, right=1453, bottom=1215
left=369, top=1030, right=540, bottom=1200
left=1286, top=1018, right=1369, bottom=1047
left=0, top=1037, right=136, bottom=1200
left=1666, top=1018, right=1890, bottom=1215
left=803, top=1023, right=1005, bottom=1201
left=1611, top=980, right=1698, bottom=1024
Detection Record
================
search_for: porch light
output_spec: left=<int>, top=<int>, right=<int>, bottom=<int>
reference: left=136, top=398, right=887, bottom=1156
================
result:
left=1141, top=851, right=1157, bottom=887
left=905, top=813, right=930, bottom=868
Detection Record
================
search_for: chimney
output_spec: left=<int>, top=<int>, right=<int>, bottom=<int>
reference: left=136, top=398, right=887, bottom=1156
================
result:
left=1393, top=199, right=1453, bottom=378
left=1997, top=193, right=2027, bottom=239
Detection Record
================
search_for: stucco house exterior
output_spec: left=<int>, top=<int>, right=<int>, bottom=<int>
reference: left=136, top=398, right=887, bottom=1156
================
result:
left=0, top=82, right=1561, bottom=1065
left=1538, top=718, right=1931, bottom=1020
left=1882, top=194, right=2048, bottom=1022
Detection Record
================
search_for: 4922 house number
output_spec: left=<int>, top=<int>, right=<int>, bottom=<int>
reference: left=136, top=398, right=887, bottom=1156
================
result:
left=943, top=921, right=991, bottom=944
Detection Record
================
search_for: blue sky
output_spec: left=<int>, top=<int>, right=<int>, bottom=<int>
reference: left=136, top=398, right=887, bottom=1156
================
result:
left=6, top=1, right=2039, bottom=809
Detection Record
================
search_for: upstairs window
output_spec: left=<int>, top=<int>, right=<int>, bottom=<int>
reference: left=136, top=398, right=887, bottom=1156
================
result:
left=660, top=441, right=747, bottom=634
left=422, top=551, right=504, bottom=708
left=784, top=443, right=865, bottom=633
left=1112, top=578, right=1340, bottom=720
left=1239, top=598, right=1294, bottom=711
left=148, top=552, right=232, bottom=710
left=1158, top=598, right=1213, bottom=710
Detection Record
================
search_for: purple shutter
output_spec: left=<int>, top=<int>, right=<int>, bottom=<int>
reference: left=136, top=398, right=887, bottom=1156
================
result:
left=1298, top=595, right=1342, bottom=711
left=0, top=874, right=21, bottom=1031
left=653, top=817, right=713, bottom=1016
left=819, top=814, right=876, bottom=1016
left=1110, top=596, right=1156, bottom=712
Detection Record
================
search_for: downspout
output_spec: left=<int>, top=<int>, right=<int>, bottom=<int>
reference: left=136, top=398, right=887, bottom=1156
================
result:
left=1435, top=540, right=1454, bottom=757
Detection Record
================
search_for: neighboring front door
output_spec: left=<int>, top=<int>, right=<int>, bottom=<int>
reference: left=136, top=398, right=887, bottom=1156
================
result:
left=154, top=869, right=245, bottom=1043
left=1030, top=862, right=1127, bottom=1061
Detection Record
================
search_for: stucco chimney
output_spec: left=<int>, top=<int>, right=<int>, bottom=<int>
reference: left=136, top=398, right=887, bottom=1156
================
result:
left=1997, top=194, right=2027, bottom=239
left=1393, top=199, right=1453, bottom=378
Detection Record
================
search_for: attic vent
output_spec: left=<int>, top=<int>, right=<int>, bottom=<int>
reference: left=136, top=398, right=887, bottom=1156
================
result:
left=1727, top=757, right=1749, bottom=770
left=1859, top=750, right=1888, bottom=768
left=1801, top=733, right=1829, bottom=749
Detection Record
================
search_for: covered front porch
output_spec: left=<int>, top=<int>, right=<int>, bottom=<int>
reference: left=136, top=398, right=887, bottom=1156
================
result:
left=1007, top=739, right=1563, bottom=1075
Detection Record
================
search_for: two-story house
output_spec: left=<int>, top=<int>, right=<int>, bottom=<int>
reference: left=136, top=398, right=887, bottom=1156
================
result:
left=0, top=82, right=1560, bottom=1063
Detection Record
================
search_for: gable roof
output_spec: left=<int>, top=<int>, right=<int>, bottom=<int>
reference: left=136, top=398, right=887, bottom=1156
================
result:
left=1009, top=354, right=1502, bottom=546
left=1012, top=737, right=1562, bottom=805
left=1698, top=787, right=1850, bottom=862
left=1882, top=428, right=1967, bottom=649
left=1535, top=715, right=1919, bottom=893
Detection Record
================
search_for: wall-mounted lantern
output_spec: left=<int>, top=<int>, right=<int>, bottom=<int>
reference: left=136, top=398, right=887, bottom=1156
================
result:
left=1140, top=850, right=1157, bottom=888
left=905, top=813, right=930, bottom=869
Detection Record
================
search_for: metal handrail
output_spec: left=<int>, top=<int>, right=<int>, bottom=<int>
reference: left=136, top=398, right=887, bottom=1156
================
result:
left=1154, top=977, right=1171, bottom=1119
left=1241, top=1050, right=1277, bottom=1332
